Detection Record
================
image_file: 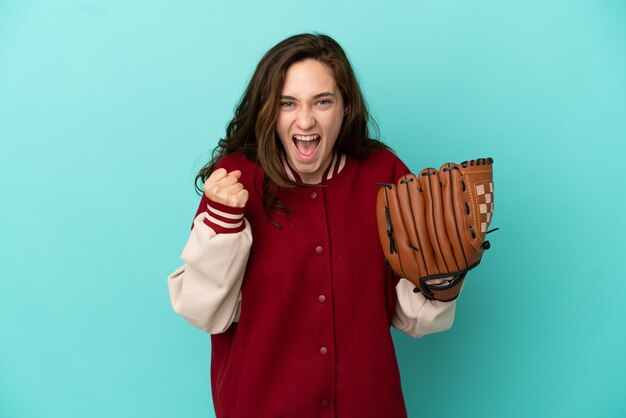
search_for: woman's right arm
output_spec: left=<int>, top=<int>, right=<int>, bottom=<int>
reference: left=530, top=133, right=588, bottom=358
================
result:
left=167, top=168, right=251, bottom=334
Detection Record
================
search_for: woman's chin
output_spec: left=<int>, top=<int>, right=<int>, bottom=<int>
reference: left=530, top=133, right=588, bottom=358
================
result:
left=289, top=149, right=318, bottom=170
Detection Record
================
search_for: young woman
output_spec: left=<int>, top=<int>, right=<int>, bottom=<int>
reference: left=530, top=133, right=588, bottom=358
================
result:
left=168, top=33, right=457, bottom=418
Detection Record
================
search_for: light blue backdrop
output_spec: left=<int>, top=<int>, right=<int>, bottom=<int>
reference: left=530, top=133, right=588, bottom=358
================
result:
left=1, top=1, right=625, bottom=417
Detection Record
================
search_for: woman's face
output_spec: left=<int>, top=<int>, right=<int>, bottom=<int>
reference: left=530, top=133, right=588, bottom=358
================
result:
left=276, top=59, right=345, bottom=184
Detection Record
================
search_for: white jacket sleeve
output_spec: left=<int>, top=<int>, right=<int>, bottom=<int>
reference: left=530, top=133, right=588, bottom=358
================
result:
left=392, top=278, right=457, bottom=338
left=167, top=212, right=252, bottom=334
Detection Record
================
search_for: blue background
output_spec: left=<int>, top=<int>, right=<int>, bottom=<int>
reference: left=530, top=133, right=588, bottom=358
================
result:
left=1, top=1, right=625, bottom=417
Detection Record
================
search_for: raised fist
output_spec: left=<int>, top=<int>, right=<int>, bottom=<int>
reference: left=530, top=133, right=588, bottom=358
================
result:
left=203, top=168, right=249, bottom=208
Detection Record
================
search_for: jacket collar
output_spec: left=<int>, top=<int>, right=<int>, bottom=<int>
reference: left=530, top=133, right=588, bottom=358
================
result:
left=281, top=153, right=347, bottom=184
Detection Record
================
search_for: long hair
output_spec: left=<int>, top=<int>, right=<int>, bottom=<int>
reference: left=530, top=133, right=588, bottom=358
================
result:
left=196, top=33, right=388, bottom=213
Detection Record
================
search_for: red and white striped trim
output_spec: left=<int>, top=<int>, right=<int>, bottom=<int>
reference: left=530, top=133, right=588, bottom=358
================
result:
left=326, top=153, right=347, bottom=180
left=203, top=198, right=245, bottom=234
left=337, top=153, right=346, bottom=174
left=282, top=155, right=297, bottom=181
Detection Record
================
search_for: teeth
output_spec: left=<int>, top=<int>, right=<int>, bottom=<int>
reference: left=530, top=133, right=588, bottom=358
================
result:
left=293, top=134, right=320, bottom=141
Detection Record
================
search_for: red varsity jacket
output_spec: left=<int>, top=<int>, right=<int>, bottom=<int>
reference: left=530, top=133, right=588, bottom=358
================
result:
left=168, top=148, right=457, bottom=417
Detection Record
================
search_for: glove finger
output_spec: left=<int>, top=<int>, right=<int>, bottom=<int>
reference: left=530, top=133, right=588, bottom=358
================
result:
left=376, top=184, right=422, bottom=289
left=417, top=167, right=459, bottom=274
left=376, top=186, right=401, bottom=273
left=440, top=162, right=470, bottom=270
left=397, top=173, right=431, bottom=278
left=458, top=158, right=495, bottom=267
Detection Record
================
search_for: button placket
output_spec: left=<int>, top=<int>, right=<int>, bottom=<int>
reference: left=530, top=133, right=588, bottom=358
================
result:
left=309, top=186, right=333, bottom=413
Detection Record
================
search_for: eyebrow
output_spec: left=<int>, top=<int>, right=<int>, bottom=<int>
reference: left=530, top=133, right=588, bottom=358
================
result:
left=280, top=92, right=336, bottom=100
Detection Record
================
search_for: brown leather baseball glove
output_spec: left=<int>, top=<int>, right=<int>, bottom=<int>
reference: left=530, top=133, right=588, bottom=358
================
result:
left=377, top=158, right=496, bottom=302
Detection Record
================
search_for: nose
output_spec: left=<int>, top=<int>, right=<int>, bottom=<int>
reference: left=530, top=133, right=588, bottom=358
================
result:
left=295, top=106, right=316, bottom=130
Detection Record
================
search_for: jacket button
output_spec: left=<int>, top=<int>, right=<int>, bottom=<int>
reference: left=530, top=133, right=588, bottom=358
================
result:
left=310, top=192, right=318, bottom=199
left=315, top=246, right=324, bottom=254
left=318, top=295, right=326, bottom=303
left=320, top=346, right=328, bottom=355
left=322, top=399, right=331, bottom=407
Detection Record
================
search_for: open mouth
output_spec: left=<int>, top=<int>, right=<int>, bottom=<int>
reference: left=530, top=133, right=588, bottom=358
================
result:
left=292, top=134, right=321, bottom=158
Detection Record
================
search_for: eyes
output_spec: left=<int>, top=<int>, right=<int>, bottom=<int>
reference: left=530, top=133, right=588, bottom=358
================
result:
left=279, top=99, right=334, bottom=109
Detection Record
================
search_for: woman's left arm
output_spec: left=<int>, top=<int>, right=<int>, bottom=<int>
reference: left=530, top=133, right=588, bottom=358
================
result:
left=392, top=278, right=458, bottom=338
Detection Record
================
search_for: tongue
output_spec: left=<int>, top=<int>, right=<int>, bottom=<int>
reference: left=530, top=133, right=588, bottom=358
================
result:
left=295, top=138, right=319, bottom=156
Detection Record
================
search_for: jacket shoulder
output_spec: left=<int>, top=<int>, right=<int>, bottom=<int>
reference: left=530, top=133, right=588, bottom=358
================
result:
left=362, top=147, right=410, bottom=179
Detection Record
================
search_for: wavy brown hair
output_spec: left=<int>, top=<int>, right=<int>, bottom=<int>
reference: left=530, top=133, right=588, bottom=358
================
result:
left=196, top=33, right=388, bottom=213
